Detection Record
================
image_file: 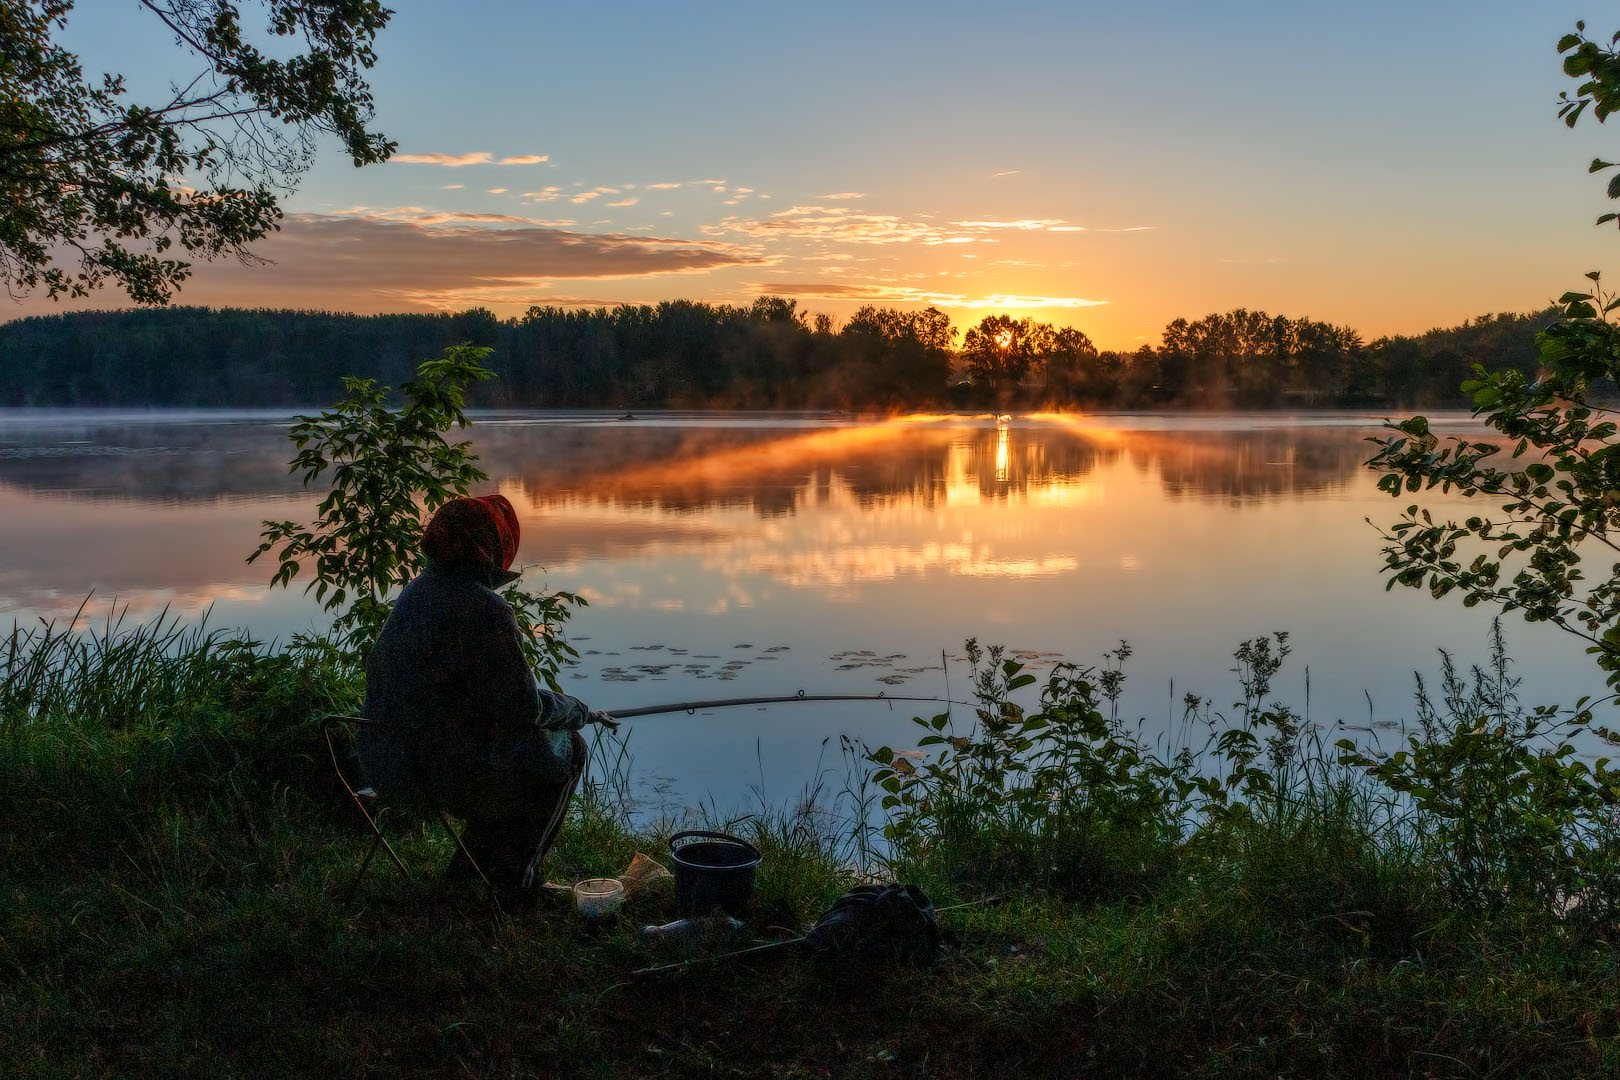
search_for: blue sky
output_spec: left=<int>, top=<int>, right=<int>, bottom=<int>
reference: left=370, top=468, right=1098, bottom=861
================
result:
left=20, top=0, right=1618, bottom=347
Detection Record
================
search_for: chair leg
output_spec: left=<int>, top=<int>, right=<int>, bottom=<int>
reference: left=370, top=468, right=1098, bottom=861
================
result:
left=324, top=717, right=416, bottom=905
left=430, top=805, right=506, bottom=917
left=342, top=832, right=385, bottom=907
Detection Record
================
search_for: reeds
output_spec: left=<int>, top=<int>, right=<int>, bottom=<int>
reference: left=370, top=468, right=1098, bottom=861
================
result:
left=0, top=598, right=254, bottom=737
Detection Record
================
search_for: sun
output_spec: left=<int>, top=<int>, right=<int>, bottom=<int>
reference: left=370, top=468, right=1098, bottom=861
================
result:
left=994, top=329, right=1014, bottom=350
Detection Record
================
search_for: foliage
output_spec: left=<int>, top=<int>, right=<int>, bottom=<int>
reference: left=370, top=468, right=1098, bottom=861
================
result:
left=959, top=314, right=1049, bottom=393
left=11, top=607, right=1620, bottom=1076
left=1148, top=308, right=1364, bottom=406
left=0, top=301, right=1554, bottom=410
left=1369, top=24, right=1620, bottom=689
left=0, top=0, right=393, bottom=304
left=249, top=344, right=582, bottom=678
left=869, top=627, right=1620, bottom=926
left=1339, top=621, right=1620, bottom=915
left=837, top=304, right=957, bottom=404
left=871, top=638, right=1187, bottom=896
left=1561, top=21, right=1620, bottom=225
left=1368, top=287, right=1620, bottom=688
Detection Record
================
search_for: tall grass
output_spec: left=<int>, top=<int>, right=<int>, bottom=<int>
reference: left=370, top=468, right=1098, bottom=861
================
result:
left=866, top=624, right=1620, bottom=929
left=8, top=605, right=1620, bottom=1076
left=2, top=601, right=241, bottom=735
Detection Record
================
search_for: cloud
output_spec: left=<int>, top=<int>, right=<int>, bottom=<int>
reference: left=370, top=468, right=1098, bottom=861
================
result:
left=952, top=294, right=1108, bottom=309
left=392, top=151, right=550, bottom=167
left=645, top=182, right=683, bottom=190
left=606, top=197, right=639, bottom=207
left=442, top=183, right=465, bottom=190
left=328, top=206, right=573, bottom=227
left=1046, top=225, right=1087, bottom=233
left=570, top=191, right=601, bottom=204
left=955, top=219, right=1067, bottom=231
left=487, top=188, right=507, bottom=194
left=989, top=169, right=1021, bottom=179
left=749, top=281, right=1107, bottom=309
left=718, top=206, right=987, bottom=245
left=393, top=152, right=494, bottom=167
left=24, top=214, right=768, bottom=314
left=817, top=192, right=866, bottom=200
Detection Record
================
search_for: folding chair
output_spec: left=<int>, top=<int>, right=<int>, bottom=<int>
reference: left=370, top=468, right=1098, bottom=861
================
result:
left=321, top=713, right=502, bottom=910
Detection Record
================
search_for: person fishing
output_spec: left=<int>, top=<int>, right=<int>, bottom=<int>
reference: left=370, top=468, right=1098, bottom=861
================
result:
left=356, top=493, right=614, bottom=905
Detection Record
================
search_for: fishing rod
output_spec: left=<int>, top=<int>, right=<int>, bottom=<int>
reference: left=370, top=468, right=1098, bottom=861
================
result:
left=628, top=894, right=1005, bottom=978
left=601, top=692, right=971, bottom=720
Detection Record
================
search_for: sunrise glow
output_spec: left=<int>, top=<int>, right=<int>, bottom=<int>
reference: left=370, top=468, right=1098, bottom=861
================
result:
left=6, top=4, right=1612, bottom=349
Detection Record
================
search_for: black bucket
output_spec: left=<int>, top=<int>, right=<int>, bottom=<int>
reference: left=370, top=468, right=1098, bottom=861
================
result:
left=669, top=830, right=762, bottom=917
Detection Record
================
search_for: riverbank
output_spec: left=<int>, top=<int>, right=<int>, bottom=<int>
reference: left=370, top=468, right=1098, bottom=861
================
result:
left=5, top=621, right=1620, bottom=1078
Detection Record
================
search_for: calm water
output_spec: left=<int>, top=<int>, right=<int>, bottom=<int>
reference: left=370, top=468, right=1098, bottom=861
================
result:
left=0, top=409, right=1601, bottom=811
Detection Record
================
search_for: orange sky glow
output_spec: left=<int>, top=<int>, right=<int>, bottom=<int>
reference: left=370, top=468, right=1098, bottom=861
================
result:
left=7, top=2, right=1617, bottom=350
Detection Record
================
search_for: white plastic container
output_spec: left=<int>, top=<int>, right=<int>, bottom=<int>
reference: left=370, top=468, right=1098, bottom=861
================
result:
left=573, top=877, right=625, bottom=919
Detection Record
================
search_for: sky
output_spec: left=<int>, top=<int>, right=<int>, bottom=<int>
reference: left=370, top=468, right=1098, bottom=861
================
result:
left=11, top=1, right=1620, bottom=349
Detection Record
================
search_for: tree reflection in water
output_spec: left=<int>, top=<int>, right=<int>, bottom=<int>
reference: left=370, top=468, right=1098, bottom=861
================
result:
left=0, top=411, right=1397, bottom=511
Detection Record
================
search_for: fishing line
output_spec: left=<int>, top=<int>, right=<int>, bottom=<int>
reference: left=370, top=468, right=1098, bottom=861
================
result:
left=601, top=692, right=973, bottom=720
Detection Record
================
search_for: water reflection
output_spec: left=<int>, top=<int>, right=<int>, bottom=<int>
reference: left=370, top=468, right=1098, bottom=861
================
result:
left=0, top=411, right=1385, bottom=511
left=5, top=409, right=1601, bottom=811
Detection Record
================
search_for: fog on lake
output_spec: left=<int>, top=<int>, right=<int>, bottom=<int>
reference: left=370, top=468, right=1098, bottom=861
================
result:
left=0, top=409, right=1599, bottom=810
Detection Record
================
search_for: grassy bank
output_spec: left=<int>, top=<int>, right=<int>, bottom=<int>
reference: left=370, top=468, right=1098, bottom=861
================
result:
left=5, top=616, right=1620, bottom=1078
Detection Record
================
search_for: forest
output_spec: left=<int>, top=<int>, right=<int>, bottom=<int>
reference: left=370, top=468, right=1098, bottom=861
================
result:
left=0, top=298, right=1553, bottom=410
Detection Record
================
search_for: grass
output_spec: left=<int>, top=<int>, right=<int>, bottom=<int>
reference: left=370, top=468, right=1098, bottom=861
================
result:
left=6, top=614, right=1620, bottom=1077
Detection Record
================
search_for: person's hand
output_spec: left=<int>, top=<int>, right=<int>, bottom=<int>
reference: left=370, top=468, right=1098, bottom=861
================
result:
left=589, top=710, right=621, bottom=730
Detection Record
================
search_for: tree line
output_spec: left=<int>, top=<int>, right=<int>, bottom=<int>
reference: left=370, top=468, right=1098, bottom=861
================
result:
left=0, top=299, right=1554, bottom=409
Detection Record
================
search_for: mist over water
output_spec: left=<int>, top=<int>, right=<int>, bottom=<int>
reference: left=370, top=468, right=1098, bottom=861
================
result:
left=0, top=409, right=1598, bottom=810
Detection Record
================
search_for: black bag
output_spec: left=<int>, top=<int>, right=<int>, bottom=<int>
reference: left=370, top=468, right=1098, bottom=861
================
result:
left=803, top=884, right=940, bottom=965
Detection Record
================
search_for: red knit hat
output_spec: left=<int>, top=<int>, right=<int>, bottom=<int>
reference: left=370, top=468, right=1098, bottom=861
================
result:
left=421, top=494, right=520, bottom=573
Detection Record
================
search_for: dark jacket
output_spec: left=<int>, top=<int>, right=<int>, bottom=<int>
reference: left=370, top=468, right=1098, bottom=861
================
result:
left=359, top=563, right=585, bottom=813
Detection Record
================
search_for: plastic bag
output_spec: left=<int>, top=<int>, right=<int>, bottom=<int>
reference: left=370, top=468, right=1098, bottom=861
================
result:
left=618, top=851, right=673, bottom=897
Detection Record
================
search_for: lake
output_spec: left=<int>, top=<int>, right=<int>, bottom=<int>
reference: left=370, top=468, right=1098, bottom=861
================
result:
left=0, top=409, right=1602, bottom=813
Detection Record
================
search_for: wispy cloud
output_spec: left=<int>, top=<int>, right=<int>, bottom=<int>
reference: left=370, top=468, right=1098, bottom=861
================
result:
left=817, top=191, right=865, bottom=200
left=951, top=294, right=1108, bottom=309
left=393, top=152, right=495, bottom=167
left=442, top=183, right=464, bottom=190
left=955, top=219, right=1067, bottom=231
left=487, top=188, right=507, bottom=194
left=989, top=169, right=1021, bottom=179
left=606, top=197, right=639, bottom=208
left=717, top=206, right=987, bottom=245
left=749, top=281, right=1106, bottom=309
left=328, top=206, right=572, bottom=227
left=391, top=151, right=550, bottom=167
left=646, top=182, right=683, bottom=190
